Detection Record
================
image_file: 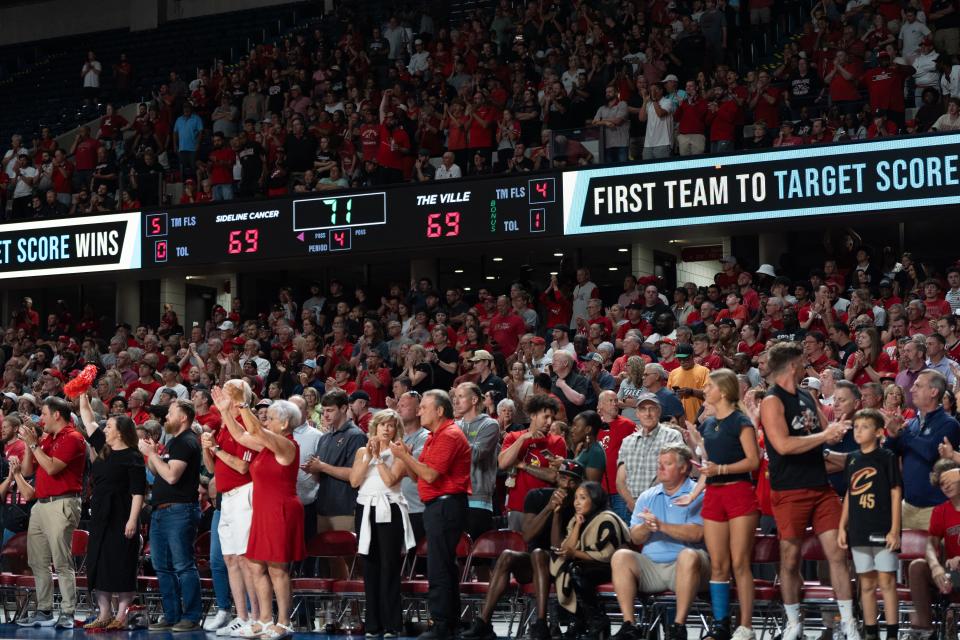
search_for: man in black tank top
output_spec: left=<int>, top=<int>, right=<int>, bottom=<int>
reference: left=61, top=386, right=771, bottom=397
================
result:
left=758, top=342, right=860, bottom=640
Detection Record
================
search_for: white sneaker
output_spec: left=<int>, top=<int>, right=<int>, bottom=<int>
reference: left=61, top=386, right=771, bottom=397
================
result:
left=841, top=621, right=862, bottom=640
left=217, top=617, right=249, bottom=637
left=733, top=627, right=757, bottom=640
left=228, top=619, right=253, bottom=637
left=236, top=620, right=271, bottom=638
left=205, top=609, right=233, bottom=631
left=781, top=620, right=804, bottom=640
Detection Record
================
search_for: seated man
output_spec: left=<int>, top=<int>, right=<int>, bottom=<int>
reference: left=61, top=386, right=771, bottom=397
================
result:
left=461, top=460, right=584, bottom=640
left=907, top=458, right=960, bottom=639
left=611, top=443, right=710, bottom=640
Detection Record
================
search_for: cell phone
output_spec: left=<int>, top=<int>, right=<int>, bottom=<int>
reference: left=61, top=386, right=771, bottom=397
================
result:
left=540, top=449, right=557, bottom=459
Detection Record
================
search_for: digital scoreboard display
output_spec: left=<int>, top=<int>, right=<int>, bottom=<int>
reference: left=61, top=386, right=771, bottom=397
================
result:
left=143, top=174, right=560, bottom=266
left=562, top=132, right=960, bottom=234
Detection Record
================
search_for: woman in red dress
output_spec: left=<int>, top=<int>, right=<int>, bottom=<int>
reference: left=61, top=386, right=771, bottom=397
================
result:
left=214, top=382, right=304, bottom=640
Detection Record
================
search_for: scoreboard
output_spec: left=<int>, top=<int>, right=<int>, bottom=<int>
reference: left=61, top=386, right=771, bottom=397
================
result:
left=142, top=174, right=560, bottom=266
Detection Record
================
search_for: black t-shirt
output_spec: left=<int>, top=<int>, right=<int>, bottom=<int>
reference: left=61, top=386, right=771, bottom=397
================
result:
left=479, top=373, right=509, bottom=401
left=765, top=385, right=828, bottom=491
left=523, top=487, right=575, bottom=553
left=432, top=346, right=460, bottom=391
left=640, top=301, right=669, bottom=325
left=266, top=80, right=287, bottom=115
left=835, top=340, right=857, bottom=368
left=843, top=447, right=902, bottom=547
left=699, top=409, right=755, bottom=485
left=238, top=141, right=265, bottom=183
left=284, top=134, right=318, bottom=173
left=788, top=71, right=822, bottom=109
left=151, top=429, right=201, bottom=506
left=551, top=371, right=589, bottom=424
left=411, top=362, right=435, bottom=394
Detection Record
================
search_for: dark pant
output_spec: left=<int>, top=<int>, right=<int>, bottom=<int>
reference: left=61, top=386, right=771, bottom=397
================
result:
left=423, top=494, right=467, bottom=634
left=465, top=507, right=493, bottom=542
left=357, top=503, right=404, bottom=633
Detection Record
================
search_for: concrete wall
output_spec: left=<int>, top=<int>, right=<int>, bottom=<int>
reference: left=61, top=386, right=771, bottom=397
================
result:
left=0, top=0, right=301, bottom=46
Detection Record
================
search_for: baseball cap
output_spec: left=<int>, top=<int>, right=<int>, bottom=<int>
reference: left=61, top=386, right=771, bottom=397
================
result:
left=585, top=352, right=604, bottom=364
left=18, top=393, right=37, bottom=407
left=44, top=368, right=64, bottom=380
left=636, top=392, right=661, bottom=407
left=801, top=377, right=822, bottom=391
left=718, top=318, right=737, bottom=328
left=302, top=359, right=318, bottom=370
left=627, top=302, right=644, bottom=311
left=349, top=390, right=371, bottom=403
left=557, top=459, right=585, bottom=481
left=531, top=336, right=546, bottom=346
left=218, top=320, right=234, bottom=331
left=255, top=398, right=273, bottom=409
left=663, top=74, right=679, bottom=83
left=756, top=264, right=777, bottom=278
left=720, top=255, right=737, bottom=265
left=2, top=392, right=17, bottom=404
left=675, top=343, right=694, bottom=359
left=552, top=324, right=570, bottom=334
left=469, top=349, right=495, bottom=362
left=879, top=279, right=893, bottom=288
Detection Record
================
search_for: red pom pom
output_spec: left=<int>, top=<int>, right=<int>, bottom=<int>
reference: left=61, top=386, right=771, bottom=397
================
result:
left=64, top=364, right=98, bottom=399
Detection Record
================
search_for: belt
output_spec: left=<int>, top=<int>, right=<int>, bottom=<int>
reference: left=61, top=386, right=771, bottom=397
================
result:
left=424, top=493, right=467, bottom=507
left=153, top=502, right=190, bottom=511
left=37, top=492, right=79, bottom=504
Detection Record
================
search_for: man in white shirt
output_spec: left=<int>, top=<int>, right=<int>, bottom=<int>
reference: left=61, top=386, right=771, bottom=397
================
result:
left=435, top=152, right=462, bottom=180
left=638, top=82, right=675, bottom=160
left=900, top=6, right=932, bottom=61
left=407, top=39, right=431, bottom=76
left=151, top=364, right=189, bottom=404
left=571, top=267, right=599, bottom=326
left=81, top=50, right=101, bottom=99
left=10, top=153, right=37, bottom=220
left=912, top=37, right=941, bottom=105
left=945, top=268, right=960, bottom=313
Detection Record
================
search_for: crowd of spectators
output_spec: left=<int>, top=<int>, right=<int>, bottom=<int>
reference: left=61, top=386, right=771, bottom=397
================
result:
left=1, top=226, right=960, bottom=638
left=1, top=0, right=959, bottom=219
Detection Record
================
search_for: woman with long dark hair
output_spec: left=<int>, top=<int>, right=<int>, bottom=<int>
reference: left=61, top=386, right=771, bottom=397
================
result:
left=78, top=393, right=146, bottom=630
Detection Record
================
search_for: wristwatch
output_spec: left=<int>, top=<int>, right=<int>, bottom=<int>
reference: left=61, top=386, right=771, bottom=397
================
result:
left=29, top=443, right=38, bottom=451
left=211, top=445, right=221, bottom=454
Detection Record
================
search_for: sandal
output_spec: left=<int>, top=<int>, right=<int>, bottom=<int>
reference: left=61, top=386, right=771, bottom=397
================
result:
left=105, top=616, right=127, bottom=631
left=261, top=622, right=295, bottom=639
left=237, top=619, right=271, bottom=638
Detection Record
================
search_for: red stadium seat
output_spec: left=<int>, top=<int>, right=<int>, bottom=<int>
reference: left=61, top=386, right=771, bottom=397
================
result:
left=459, top=530, right=527, bottom=630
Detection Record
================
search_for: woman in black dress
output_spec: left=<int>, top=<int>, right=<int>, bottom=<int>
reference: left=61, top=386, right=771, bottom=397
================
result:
left=78, top=393, right=146, bottom=630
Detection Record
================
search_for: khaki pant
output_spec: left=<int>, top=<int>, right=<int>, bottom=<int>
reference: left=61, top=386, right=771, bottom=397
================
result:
left=902, top=500, right=934, bottom=531
left=677, top=133, right=706, bottom=156
left=27, top=497, right=80, bottom=613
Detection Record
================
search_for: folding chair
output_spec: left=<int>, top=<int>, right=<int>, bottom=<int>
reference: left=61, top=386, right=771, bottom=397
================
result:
left=459, top=530, right=527, bottom=630
left=400, top=532, right=472, bottom=627
left=746, top=533, right=782, bottom=640
left=290, top=530, right=358, bottom=630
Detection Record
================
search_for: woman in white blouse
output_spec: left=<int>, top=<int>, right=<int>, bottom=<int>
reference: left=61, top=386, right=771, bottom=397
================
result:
left=349, top=410, right=416, bottom=638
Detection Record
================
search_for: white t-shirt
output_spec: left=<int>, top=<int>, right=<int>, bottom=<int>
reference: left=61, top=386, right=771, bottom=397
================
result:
left=900, top=20, right=931, bottom=59
left=643, top=98, right=675, bottom=148
left=82, top=61, right=101, bottom=88
left=435, top=163, right=462, bottom=180
left=571, top=281, right=599, bottom=325
left=12, top=166, right=37, bottom=199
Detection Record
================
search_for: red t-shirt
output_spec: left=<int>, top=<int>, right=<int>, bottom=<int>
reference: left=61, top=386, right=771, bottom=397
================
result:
left=52, top=162, right=74, bottom=194
left=929, top=500, right=960, bottom=559
left=126, top=378, right=161, bottom=400
left=355, top=411, right=372, bottom=433
left=539, top=291, right=572, bottom=330
left=34, top=424, right=86, bottom=499
left=706, top=99, right=740, bottom=141
left=468, top=106, right=498, bottom=149
left=359, top=123, right=379, bottom=160
left=488, top=313, right=526, bottom=355
left=74, top=138, right=100, bottom=171
left=925, top=298, right=952, bottom=320
left=862, top=66, right=910, bottom=113
left=617, top=319, right=653, bottom=341
left=829, top=64, right=862, bottom=101
left=716, top=306, right=748, bottom=325
left=418, top=420, right=473, bottom=503
left=696, top=353, right=724, bottom=370
left=130, top=408, right=151, bottom=425
left=851, top=351, right=897, bottom=385
left=598, top=416, right=637, bottom=495
left=375, top=124, right=410, bottom=170
left=752, top=86, right=782, bottom=127
left=209, top=148, right=236, bottom=186
left=215, top=423, right=256, bottom=493
left=501, top=431, right=567, bottom=511
left=358, top=367, right=392, bottom=408
left=196, top=408, right=222, bottom=432
left=584, top=316, right=614, bottom=339
left=675, top=98, right=708, bottom=135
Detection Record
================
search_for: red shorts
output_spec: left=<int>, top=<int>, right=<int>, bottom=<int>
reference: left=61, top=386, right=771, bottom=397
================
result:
left=770, top=485, right=842, bottom=540
left=702, top=481, right=760, bottom=522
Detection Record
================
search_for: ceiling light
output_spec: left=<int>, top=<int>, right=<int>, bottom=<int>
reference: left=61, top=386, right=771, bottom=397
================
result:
left=454, top=269, right=464, bottom=274
left=553, top=252, right=564, bottom=257
left=492, top=257, right=503, bottom=262
left=485, top=276, right=496, bottom=280
left=549, top=271, right=558, bottom=276
left=608, top=266, right=618, bottom=271
left=618, top=248, right=629, bottom=253
left=463, top=287, right=472, bottom=291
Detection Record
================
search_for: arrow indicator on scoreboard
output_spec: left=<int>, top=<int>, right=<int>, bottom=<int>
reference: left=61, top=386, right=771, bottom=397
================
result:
left=296, top=232, right=304, bottom=242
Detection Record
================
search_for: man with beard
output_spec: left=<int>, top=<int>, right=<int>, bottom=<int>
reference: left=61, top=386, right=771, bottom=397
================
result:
left=138, top=400, right=203, bottom=632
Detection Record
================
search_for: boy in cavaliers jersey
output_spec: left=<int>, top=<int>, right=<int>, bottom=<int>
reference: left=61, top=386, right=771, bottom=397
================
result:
left=758, top=342, right=858, bottom=640
left=838, top=409, right=902, bottom=640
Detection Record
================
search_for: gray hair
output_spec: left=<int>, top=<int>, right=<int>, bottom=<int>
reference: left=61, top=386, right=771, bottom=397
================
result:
left=597, top=341, right=615, bottom=356
left=660, top=442, right=694, bottom=469
left=497, top=398, right=516, bottom=414
left=267, top=399, right=302, bottom=429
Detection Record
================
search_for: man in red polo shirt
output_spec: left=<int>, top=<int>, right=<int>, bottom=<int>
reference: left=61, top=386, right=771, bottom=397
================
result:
left=390, top=389, right=471, bottom=640
left=18, top=397, right=86, bottom=628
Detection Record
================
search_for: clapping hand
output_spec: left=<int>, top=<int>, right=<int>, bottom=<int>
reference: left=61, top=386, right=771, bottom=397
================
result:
left=17, top=426, right=37, bottom=447
left=211, top=386, right=234, bottom=415
left=137, top=438, right=157, bottom=457
left=941, top=437, right=956, bottom=460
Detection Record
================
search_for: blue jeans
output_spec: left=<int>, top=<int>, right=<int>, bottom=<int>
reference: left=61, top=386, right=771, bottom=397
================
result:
left=209, top=509, right=230, bottom=610
left=610, top=494, right=631, bottom=523
left=605, top=146, right=629, bottom=164
left=150, top=503, right=202, bottom=623
left=212, top=183, right=234, bottom=201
